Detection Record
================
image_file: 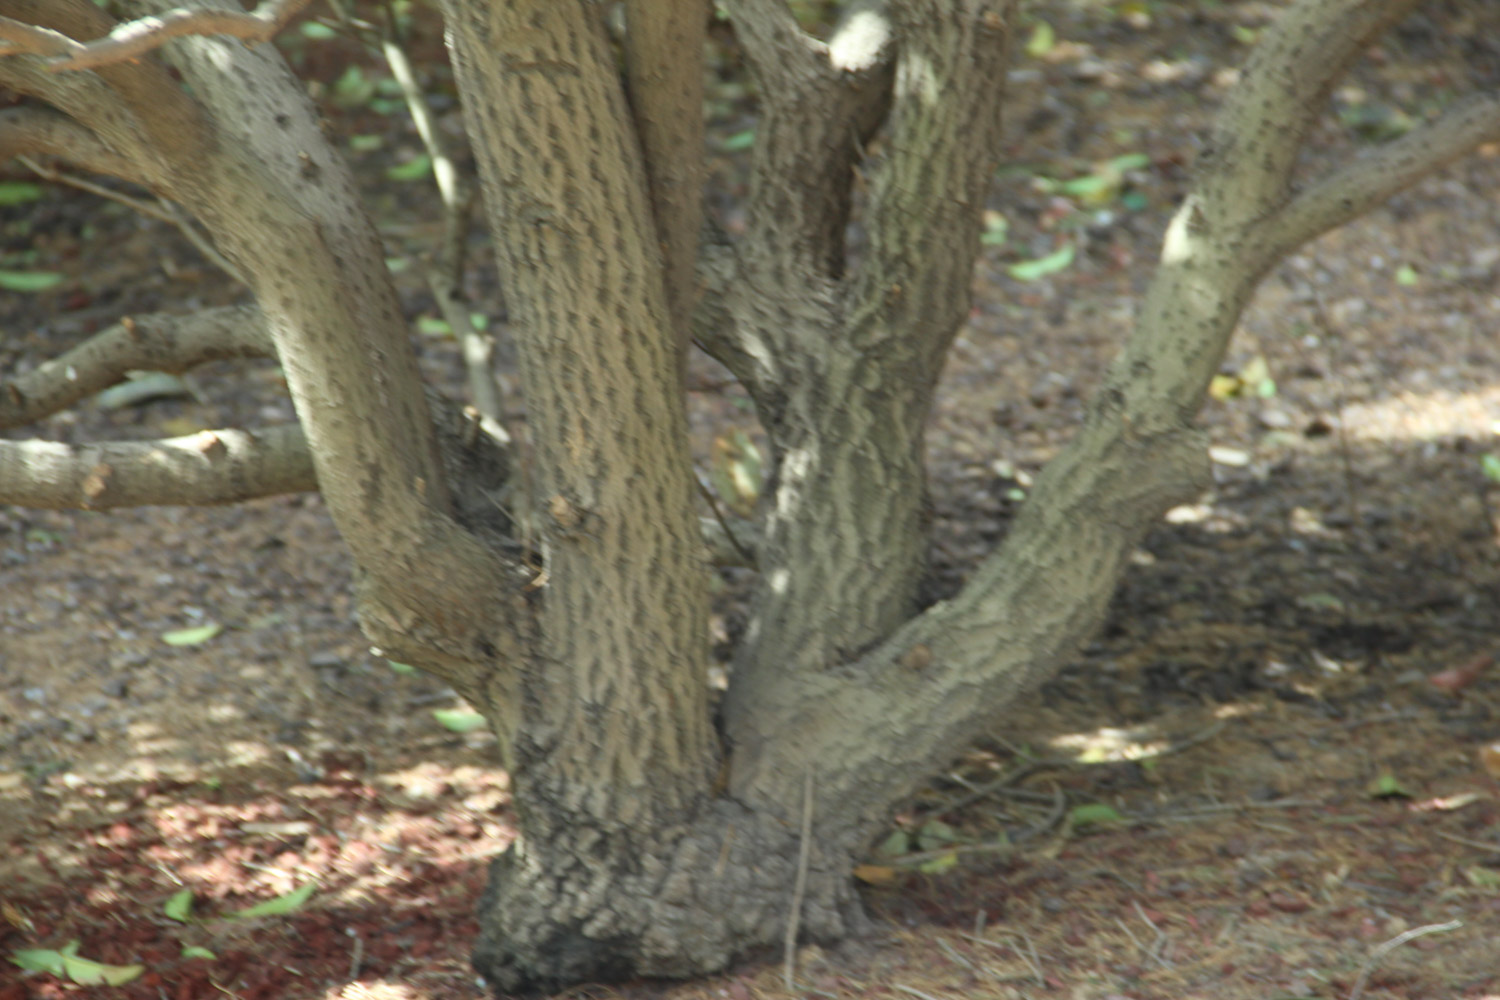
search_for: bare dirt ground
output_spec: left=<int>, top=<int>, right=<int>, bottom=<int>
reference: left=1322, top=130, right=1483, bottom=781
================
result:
left=3, top=3, right=1500, bottom=999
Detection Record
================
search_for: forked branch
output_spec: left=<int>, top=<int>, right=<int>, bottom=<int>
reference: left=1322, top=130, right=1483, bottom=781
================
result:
left=724, top=0, right=894, bottom=281
left=1257, top=92, right=1500, bottom=261
left=726, top=0, right=1498, bottom=827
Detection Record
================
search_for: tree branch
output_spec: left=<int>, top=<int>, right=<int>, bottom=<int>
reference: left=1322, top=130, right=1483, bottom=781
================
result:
left=0, top=104, right=142, bottom=181
left=846, top=0, right=1012, bottom=379
left=0, top=0, right=314, bottom=71
left=725, top=0, right=1489, bottom=829
left=624, top=0, right=706, bottom=357
left=1256, top=92, right=1500, bottom=261
left=0, top=306, right=271, bottom=429
left=1195, top=0, right=1421, bottom=232
left=724, top=0, right=894, bottom=282
left=0, top=0, right=211, bottom=195
left=0, top=424, right=314, bottom=509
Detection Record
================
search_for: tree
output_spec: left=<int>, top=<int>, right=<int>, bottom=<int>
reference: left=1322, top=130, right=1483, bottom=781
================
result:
left=0, top=0, right=1495, bottom=992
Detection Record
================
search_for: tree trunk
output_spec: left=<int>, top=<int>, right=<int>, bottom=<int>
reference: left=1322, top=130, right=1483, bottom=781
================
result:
left=470, top=798, right=867, bottom=992
left=5, top=0, right=1500, bottom=995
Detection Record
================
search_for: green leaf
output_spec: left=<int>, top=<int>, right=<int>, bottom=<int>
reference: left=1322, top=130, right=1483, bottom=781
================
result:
left=388, top=660, right=418, bottom=676
left=0, top=181, right=44, bottom=205
left=1296, top=592, right=1345, bottom=613
left=162, top=623, right=222, bottom=647
left=231, top=882, right=315, bottom=919
left=163, top=888, right=194, bottom=922
left=386, top=154, right=432, bottom=182
left=348, top=134, right=384, bottom=153
left=0, top=270, right=64, bottom=292
left=95, top=371, right=193, bottom=410
left=1367, top=773, right=1410, bottom=799
left=299, top=21, right=338, bottom=40
left=61, top=954, right=144, bottom=986
left=181, top=946, right=217, bottom=961
left=875, top=829, right=910, bottom=858
left=433, top=709, right=487, bottom=734
left=718, top=129, right=756, bottom=152
left=916, top=819, right=959, bottom=851
left=10, top=947, right=67, bottom=975
left=917, top=850, right=960, bottom=875
left=1058, top=174, right=1110, bottom=198
left=1025, top=21, right=1055, bottom=58
left=1394, top=264, right=1419, bottom=287
left=1106, top=153, right=1152, bottom=173
left=331, top=65, right=375, bottom=108
left=1463, top=866, right=1500, bottom=888
left=980, top=220, right=1009, bottom=246
left=1007, top=244, right=1075, bottom=281
left=416, top=316, right=452, bottom=337
left=1068, top=803, right=1124, bottom=829
left=1480, top=453, right=1500, bottom=483
left=11, top=946, right=142, bottom=985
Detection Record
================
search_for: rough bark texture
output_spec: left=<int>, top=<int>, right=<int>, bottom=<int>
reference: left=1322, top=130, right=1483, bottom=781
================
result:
left=623, top=0, right=706, bottom=355
left=4, top=0, right=1500, bottom=994
left=722, top=0, right=1012, bottom=756
left=440, top=0, right=720, bottom=988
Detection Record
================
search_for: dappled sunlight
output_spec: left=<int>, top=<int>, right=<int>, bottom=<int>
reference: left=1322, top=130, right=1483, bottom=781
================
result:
left=1048, top=723, right=1171, bottom=763
left=1336, top=383, right=1500, bottom=443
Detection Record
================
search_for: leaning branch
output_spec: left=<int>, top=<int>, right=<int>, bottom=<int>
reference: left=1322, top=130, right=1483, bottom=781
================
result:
left=725, top=0, right=894, bottom=280
left=0, top=105, right=141, bottom=180
left=0, top=0, right=210, bottom=196
left=1256, top=92, right=1500, bottom=261
left=0, top=306, right=271, bottom=430
left=847, top=0, right=1011, bottom=376
left=1196, top=0, right=1421, bottom=230
left=0, top=424, right=314, bottom=509
left=0, top=0, right=315, bottom=71
left=724, top=0, right=1489, bottom=828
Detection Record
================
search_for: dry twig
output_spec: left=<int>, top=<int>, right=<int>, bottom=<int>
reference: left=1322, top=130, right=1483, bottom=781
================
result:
left=1346, top=919, right=1462, bottom=1000
left=782, top=769, right=815, bottom=992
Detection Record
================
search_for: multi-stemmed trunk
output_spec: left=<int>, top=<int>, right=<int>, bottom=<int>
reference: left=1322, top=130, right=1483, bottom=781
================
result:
left=2, top=0, right=1498, bottom=993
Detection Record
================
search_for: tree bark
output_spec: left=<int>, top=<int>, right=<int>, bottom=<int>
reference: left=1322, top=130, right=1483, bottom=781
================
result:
left=4, top=0, right=1500, bottom=994
left=440, top=0, right=722, bottom=986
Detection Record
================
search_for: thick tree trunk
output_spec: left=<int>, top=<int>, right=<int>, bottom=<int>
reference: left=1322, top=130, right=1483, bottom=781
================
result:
left=470, top=799, right=866, bottom=993
left=6, top=0, right=1500, bottom=995
left=439, top=1, right=728, bottom=988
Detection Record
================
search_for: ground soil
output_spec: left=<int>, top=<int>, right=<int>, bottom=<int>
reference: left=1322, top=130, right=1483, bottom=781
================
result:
left=3, top=3, right=1500, bottom=1000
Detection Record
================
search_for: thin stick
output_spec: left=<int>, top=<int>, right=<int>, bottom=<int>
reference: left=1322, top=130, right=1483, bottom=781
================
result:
left=783, top=769, right=815, bottom=992
left=894, top=986, right=946, bottom=1000
left=18, top=156, right=244, bottom=283
left=1434, top=830, right=1500, bottom=853
left=1346, top=920, right=1462, bottom=1000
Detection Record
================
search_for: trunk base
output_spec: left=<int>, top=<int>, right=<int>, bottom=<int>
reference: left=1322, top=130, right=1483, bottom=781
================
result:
left=472, top=800, right=865, bottom=995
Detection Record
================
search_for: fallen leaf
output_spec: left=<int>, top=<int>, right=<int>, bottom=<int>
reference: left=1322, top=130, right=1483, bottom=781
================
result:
left=1429, top=653, right=1494, bottom=694
left=231, top=882, right=315, bottom=919
left=852, top=864, right=898, bottom=885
